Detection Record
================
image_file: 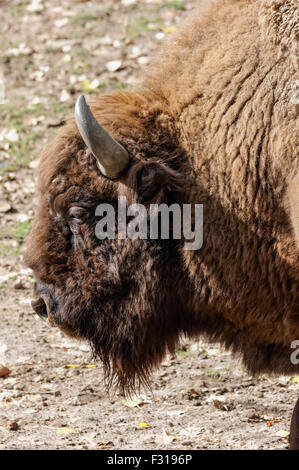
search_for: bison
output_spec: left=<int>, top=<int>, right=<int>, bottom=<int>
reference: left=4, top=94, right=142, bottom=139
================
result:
left=25, top=0, right=299, bottom=448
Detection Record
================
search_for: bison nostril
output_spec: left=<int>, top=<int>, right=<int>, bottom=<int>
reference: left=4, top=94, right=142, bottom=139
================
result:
left=31, top=298, right=48, bottom=320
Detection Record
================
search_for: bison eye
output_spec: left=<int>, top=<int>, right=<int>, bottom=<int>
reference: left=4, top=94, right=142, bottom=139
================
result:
left=68, top=206, right=88, bottom=221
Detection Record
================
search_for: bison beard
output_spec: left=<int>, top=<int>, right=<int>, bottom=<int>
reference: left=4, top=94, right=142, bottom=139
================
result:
left=45, top=239, right=189, bottom=394
left=25, top=0, right=299, bottom=446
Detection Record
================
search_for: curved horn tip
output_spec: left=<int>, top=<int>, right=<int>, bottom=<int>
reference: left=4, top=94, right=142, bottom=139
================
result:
left=76, top=94, right=87, bottom=109
left=74, top=94, right=130, bottom=179
left=75, top=94, right=90, bottom=124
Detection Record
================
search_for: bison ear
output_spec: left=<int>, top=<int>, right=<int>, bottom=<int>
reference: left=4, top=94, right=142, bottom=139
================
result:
left=288, top=173, right=299, bottom=246
left=120, top=161, right=183, bottom=205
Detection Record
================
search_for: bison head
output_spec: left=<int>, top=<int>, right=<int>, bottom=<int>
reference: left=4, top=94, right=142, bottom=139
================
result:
left=25, top=93, right=190, bottom=393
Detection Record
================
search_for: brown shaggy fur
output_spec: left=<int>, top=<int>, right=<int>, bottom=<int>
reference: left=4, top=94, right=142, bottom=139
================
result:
left=25, top=0, right=299, bottom=394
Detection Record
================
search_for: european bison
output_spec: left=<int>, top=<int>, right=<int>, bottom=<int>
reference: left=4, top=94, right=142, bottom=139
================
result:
left=25, top=0, right=299, bottom=448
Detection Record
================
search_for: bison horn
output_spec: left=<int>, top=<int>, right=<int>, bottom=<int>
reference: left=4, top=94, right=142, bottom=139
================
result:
left=75, top=95, right=129, bottom=179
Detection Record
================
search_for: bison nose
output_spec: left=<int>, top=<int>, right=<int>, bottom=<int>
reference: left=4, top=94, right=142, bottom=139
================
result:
left=31, top=297, right=48, bottom=320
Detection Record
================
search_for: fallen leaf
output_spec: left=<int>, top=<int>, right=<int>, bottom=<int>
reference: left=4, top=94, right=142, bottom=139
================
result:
left=162, top=26, right=177, bottom=34
left=122, top=0, right=137, bottom=6
left=0, top=344, right=8, bottom=354
left=97, top=441, right=114, bottom=448
left=6, top=129, right=19, bottom=142
left=180, top=426, right=205, bottom=438
left=274, top=430, right=290, bottom=439
left=27, top=1, right=44, bottom=13
left=29, top=160, right=39, bottom=169
left=55, top=19, right=69, bottom=28
left=289, top=376, right=299, bottom=383
left=24, top=408, right=39, bottom=415
left=121, top=396, right=151, bottom=408
left=0, top=365, right=11, bottom=377
left=65, top=363, right=95, bottom=369
left=138, top=56, right=150, bottom=65
left=80, top=79, right=100, bottom=92
left=56, top=426, right=78, bottom=435
left=138, top=422, right=149, bottom=428
left=246, top=412, right=262, bottom=422
left=106, top=60, right=122, bottom=72
left=213, top=399, right=234, bottom=411
left=5, top=421, right=19, bottom=431
left=166, top=409, right=185, bottom=416
left=155, top=32, right=165, bottom=40
left=155, top=431, right=176, bottom=445
left=14, top=280, right=26, bottom=290
left=0, top=202, right=11, bottom=213
left=129, top=46, right=142, bottom=59
left=60, top=90, right=71, bottom=102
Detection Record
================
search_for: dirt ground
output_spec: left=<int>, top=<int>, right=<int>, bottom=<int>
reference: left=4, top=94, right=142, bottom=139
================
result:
left=0, top=0, right=298, bottom=451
